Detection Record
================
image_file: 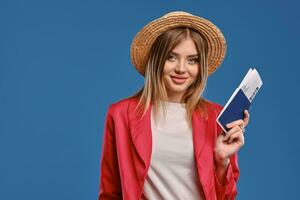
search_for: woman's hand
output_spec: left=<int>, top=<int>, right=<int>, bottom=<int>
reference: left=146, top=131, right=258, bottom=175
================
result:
left=214, top=110, right=250, bottom=167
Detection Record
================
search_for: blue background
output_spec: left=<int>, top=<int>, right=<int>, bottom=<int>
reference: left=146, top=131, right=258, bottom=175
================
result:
left=1, top=0, right=299, bottom=199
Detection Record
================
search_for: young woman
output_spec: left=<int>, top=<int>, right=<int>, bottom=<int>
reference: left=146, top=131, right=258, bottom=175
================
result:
left=98, top=11, right=249, bottom=200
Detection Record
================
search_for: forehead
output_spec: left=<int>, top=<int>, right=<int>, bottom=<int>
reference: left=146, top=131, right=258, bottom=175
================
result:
left=171, top=37, right=198, bottom=56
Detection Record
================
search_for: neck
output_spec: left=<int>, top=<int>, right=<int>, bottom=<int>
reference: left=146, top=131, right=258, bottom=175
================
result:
left=166, top=93, right=185, bottom=103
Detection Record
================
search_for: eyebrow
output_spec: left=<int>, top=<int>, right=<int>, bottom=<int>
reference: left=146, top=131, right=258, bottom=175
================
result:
left=170, top=51, right=198, bottom=58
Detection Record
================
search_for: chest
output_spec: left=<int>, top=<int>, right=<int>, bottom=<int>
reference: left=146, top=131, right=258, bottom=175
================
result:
left=150, top=104, right=196, bottom=167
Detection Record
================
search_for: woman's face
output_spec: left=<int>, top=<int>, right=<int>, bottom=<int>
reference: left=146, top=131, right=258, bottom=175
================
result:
left=162, top=37, right=199, bottom=103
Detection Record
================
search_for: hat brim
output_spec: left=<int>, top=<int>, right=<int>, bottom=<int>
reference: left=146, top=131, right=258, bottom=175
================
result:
left=130, top=12, right=226, bottom=76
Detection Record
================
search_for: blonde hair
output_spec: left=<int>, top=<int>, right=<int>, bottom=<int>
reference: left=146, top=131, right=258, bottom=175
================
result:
left=129, top=27, right=210, bottom=128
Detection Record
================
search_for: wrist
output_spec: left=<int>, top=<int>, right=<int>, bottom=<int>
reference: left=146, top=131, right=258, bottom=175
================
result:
left=214, top=152, right=230, bottom=168
left=215, top=158, right=230, bottom=169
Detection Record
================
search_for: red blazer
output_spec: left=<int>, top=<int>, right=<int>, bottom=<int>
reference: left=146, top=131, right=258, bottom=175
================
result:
left=98, top=97, right=239, bottom=200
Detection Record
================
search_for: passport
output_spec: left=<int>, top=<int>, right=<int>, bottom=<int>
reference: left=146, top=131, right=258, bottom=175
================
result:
left=217, top=68, right=263, bottom=133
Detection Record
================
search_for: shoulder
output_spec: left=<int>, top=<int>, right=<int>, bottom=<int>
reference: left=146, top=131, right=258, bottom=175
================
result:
left=200, top=98, right=225, bottom=135
left=106, top=96, right=139, bottom=116
left=201, top=98, right=224, bottom=117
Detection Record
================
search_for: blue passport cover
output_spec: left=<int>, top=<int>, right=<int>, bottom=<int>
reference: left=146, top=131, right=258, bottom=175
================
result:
left=218, top=88, right=251, bottom=132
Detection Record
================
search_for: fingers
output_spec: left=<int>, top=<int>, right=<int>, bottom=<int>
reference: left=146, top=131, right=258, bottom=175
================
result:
left=223, top=126, right=242, bottom=142
left=226, top=119, right=245, bottom=130
left=243, top=110, right=250, bottom=127
left=226, top=110, right=250, bottom=130
left=228, top=131, right=245, bottom=144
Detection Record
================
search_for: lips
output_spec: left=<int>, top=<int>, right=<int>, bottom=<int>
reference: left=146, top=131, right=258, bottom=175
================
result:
left=170, top=75, right=188, bottom=84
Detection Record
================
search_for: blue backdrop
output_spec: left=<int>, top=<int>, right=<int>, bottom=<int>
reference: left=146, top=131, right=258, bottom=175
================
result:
left=1, top=0, right=299, bottom=199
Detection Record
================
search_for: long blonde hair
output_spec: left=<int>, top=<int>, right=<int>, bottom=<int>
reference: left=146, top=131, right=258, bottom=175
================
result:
left=129, top=27, right=210, bottom=128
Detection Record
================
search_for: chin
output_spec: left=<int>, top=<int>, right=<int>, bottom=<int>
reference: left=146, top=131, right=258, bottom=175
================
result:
left=167, top=82, right=189, bottom=93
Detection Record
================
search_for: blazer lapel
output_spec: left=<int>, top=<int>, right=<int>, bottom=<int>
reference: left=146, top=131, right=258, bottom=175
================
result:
left=192, top=110, right=208, bottom=159
left=128, top=98, right=152, bottom=169
left=192, top=109, right=214, bottom=199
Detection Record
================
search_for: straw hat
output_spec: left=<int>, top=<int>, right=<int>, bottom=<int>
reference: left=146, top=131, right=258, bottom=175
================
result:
left=130, top=11, right=226, bottom=76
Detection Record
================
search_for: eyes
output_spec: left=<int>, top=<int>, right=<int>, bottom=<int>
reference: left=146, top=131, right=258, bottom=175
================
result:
left=167, top=54, right=198, bottom=65
left=168, top=54, right=177, bottom=62
left=188, top=58, right=198, bottom=65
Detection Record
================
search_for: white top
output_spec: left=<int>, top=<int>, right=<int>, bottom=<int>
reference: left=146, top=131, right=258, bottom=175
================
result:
left=142, top=101, right=205, bottom=200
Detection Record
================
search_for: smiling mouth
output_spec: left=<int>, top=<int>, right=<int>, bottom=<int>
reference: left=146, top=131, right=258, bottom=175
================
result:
left=170, top=76, right=188, bottom=84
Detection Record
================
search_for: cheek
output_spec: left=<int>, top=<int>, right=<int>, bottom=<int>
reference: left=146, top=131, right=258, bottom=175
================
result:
left=163, top=62, right=173, bottom=74
left=189, top=65, right=199, bottom=78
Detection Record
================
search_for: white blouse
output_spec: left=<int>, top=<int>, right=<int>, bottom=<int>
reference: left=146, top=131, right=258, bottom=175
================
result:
left=142, top=101, right=205, bottom=200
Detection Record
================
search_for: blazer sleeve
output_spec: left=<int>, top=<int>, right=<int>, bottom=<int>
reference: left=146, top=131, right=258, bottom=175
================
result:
left=214, top=106, right=240, bottom=200
left=98, top=106, right=122, bottom=200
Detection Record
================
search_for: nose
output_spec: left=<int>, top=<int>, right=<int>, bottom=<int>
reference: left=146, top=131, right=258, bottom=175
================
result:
left=175, top=59, right=186, bottom=74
